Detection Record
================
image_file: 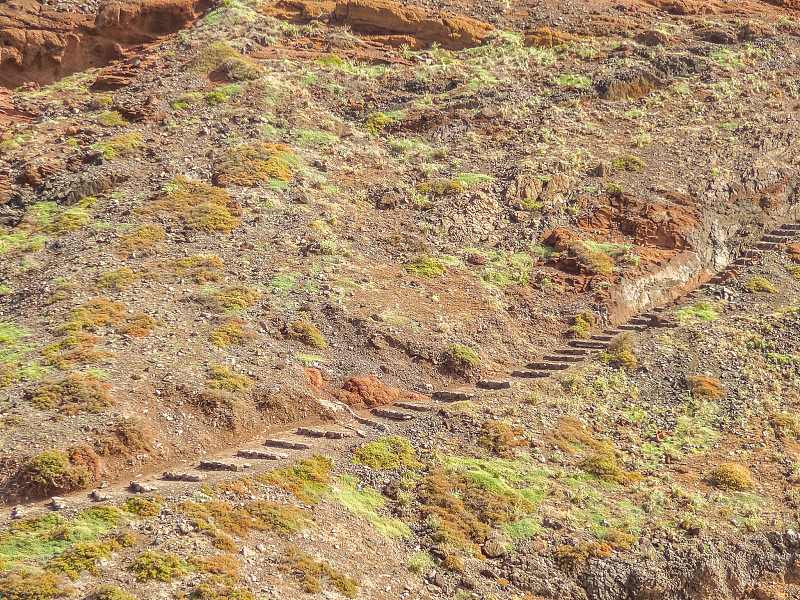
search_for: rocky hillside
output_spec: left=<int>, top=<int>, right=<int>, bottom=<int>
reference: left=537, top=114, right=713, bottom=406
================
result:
left=1, top=0, right=800, bottom=598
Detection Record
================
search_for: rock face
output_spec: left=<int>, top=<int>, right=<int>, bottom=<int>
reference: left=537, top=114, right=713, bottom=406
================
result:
left=0, top=0, right=210, bottom=88
left=332, top=0, right=494, bottom=49
left=334, top=375, right=427, bottom=408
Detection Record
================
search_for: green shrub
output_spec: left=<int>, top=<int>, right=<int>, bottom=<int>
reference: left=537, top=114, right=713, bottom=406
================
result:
left=744, top=277, right=777, bottom=293
left=87, top=585, right=137, bottom=600
left=130, top=551, right=185, bottom=582
left=22, top=450, right=93, bottom=495
left=47, top=532, right=134, bottom=579
left=579, top=453, right=640, bottom=484
left=405, top=256, right=445, bottom=278
left=96, top=111, right=125, bottom=127
left=284, top=547, right=358, bottom=597
left=122, top=496, right=161, bottom=517
left=612, top=155, right=646, bottom=171
left=28, top=373, right=114, bottom=414
left=601, top=333, right=637, bottom=370
left=707, top=463, right=755, bottom=491
left=478, top=420, right=527, bottom=457
left=352, top=436, right=421, bottom=469
left=0, top=569, right=70, bottom=600
left=207, top=365, right=252, bottom=392
left=444, top=343, right=480, bottom=377
left=686, top=375, right=723, bottom=399
left=285, top=321, right=326, bottom=348
left=567, top=311, right=595, bottom=338
left=258, top=455, right=332, bottom=505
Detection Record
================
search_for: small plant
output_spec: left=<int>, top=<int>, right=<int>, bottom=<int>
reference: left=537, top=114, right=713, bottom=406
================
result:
left=130, top=551, right=185, bottom=582
left=707, top=463, right=755, bottom=491
left=259, top=455, right=332, bottom=505
left=122, top=496, right=162, bottom=517
left=87, top=584, right=137, bottom=600
left=90, top=134, right=143, bottom=160
left=172, top=254, right=223, bottom=283
left=214, top=142, right=299, bottom=187
left=478, top=420, right=528, bottom=457
left=601, top=333, right=637, bottom=370
left=405, top=256, right=445, bottom=278
left=0, top=569, right=70, bottom=600
left=117, top=313, right=157, bottom=337
left=441, top=555, right=464, bottom=572
left=47, top=532, right=134, bottom=579
left=579, top=453, right=639, bottom=484
left=686, top=375, right=723, bottom=399
left=444, top=343, right=480, bottom=376
left=96, top=111, right=125, bottom=127
left=121, top=225, right=165, bottom=252
left=568, top=242, right=614, bottom=275
left=415, top=178, right=464, bottom=197
left=22, top=449, right=94, bottom=495
left=676, top=301, right=718, bottom=322
left=567, top=311, right=596, bottom=338
left=555, top=541, right=612, bottom=571
left=744, top=277, right=777, bottom=293
left=28, top=372, right=114, bottom=414
left=210, top=319, right=248, bottom=348
left=612, top=155, right=647, bottom=171
left=284, top=547, right=359, bottom=597
left=365, top=111, right=398, bottom=135
left=285, top=321, right=326, bottom=348
left=140, top=177, right=238, bottom=234
left=214, top=286, right=261, bottom=311
left=187, top=41, right=240, bottom=73
left=352, top=436, right=421, bottom=469
left=207, top=365, right=252, bottom=392
left=96, top=267, right=135, bottom=290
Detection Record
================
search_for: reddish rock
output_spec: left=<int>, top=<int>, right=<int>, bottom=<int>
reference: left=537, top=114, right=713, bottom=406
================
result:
left=334, top=375, right=426, bottom=408
left=543, top=227, right=582, bottom=252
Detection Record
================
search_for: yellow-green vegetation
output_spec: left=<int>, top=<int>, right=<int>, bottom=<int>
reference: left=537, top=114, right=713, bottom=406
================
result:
left=473, top=250, right=534, bottom=287
left=556, top=541, right=612, bottom=571
left=96, top=267, right=135, bottom=290
left=686, top=375, right=724, bottom=399
left=172, top=92, right=203, bottom=110
left=117, top=313, right=157, bottom=337
left=478, top=420, right=528, bottom=457
left=47, top=532, right=134, bottom=580
left=121, top=225, right=165, bottom=252
left=90, top=134, right=143, bottom=160
left=180, top=499, right=311, bottom=540
left=707, top=463, right=755, bottom=491
left=352, top=436, right=420, bottom=469
left=87, top=584, right=137, bottom=600
left=415, top=178, right=464, bottom=197
left=20, top=446, right=99, bottom=495
left=122, top=496, right=162, bottom=517
left=578, top=453, right=640, bottom=484
left=333, top=477, right=411, bottom=539
left=365, top=111, right=400, bottom=135
left=96, top=111, right=125, bottom=127
left=213, top=286, right=261, bottom=312
left=405, top=255, right=445, bottom=278
left=444, top=343, right=480, bottom=376
left=40, top=204, right=93, bottom=236
left=744, top=277, right=777, bottom=293
left=28, top=372, right=113, bottom=414
left=97, top=417, right=151, bottom=457
left=259, top=455, right=332, bottom=505
left=187, top=41, right=243, bottom=74
left=55, top=297, right=128, bottom=334
left=601, top=333, right=637, bottom=370
left=207, top=365, right=252, bottom=392
left=786, top=264, right=800, bottom=278
left=140, top=177, right=238, bottom=233
left=568, top=242, right=614, bottom=275
left=675, top=301, right=718, bottom=322
left=210, top=319, right=247, bottom=348
left=215, top=142, right=299, bottom=187
left=284, top=547, right=359, bottom=597
left=41, top=332, right=108, bottom=368
left=568, top=311, right=595, bottom=338
left=172, top=254, right=224, bottom=283
left=407, top=551, right=435, bottom=574
left=130, top=551, right=186, bottom=582
left=0, top=569, right=70, bottom=600
left=188, top=581, right=255, bottom=600
left=612, top=155, right=647, bottom=171
left=441, top=555, right=464, bottom=572
left=285, top=321, right=326, bottom=348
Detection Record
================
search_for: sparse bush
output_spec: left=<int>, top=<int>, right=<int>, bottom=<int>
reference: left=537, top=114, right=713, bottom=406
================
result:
left=415, top=178, right=464, bottom=197
left=707, top=463, right=755, bottom=491
left=207, top=365, right=252, bottom=392
left=259, top=455, right=332, bottom=505
left=214, top=286, right=260, bottom=312
left=87, top=584, right=137, bottom=600
left=567, top=311, right=595, bottom=338
left=405, top=255, right=445, bottom=278
left=745, top=277, right=777, bottom=293
left=172, top=254, right=223, bottom=283
left=284, top=547, right=359, bottom=598
left=285, top=321, right=326, bottom=348
left=686, top=375, right=723, bottom=399
left=603, top=528, right=638, bottom=551
left=601, top=333, right=637, bottom=370
left=140, top=177, right=238, bottom=234
left=130, top=551, right=186, bottom=582
left=444, top=343, right=480, bottom=377
left=187, top=41, right=240, bottom=73
left=117, top=313, right=157, bottom=337
left=568, top=242, right=614, bottom=275
left=478, top=420, right=528, bottom=457
left=180, top=499, right=311, bottom=538
left=210, top=320, right=248, bottom=348
left=352, top=436, right=421, bottom=469
left=612, top=155, right=647, bottom=171
left=122, top=496, right=162, bottom=517
left=47, top=532, right=134, bottom=579
left=90, top=134, right=143, bottom=160
left=55, top=297, right=128, bottom=334
left=97, top=417, right=151, bottom=456
left=22, top=449, right=93, bottom=495
left=441, top=555, right=464, bottom=572
left=0, top=568, right=71, bottom=600
left=579, top=453, right=640, bottom=484
left=28, top=372, right=113, bottom=414
left=214, top=142, right=299, bottom=187
left=121, top=225, right=165, bottom=252
left=96, top=111, right=125, bottom=127
left=555, top=541, right=612, bottom=571
left=97, top=267, right=135, bottom=290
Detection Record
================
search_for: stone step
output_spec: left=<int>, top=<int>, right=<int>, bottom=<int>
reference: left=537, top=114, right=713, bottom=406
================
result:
left=130, top=481, right=159, bottom=493
left=511, top=370, right=550, bottom=378
left=568, top=340, right=608, bottom=349
left=264, top=439, right=311, bottom=450
left=432, top=391, right=473, bottom=402
left=162, top=472, right=205, bottom=482
left=542, top=355, right=584, bottom=363
left=372, top=407, right=414, bottom=421
left=601, top=329, right=623, bottom=336
left=477, top=380, right=511, bottom=390
left=526, top=362, right=570, bottom=370
left=236, top=450, right=288, bottom=460
left=756, top=242, right=777, bottom=250
left=627, top=318, right=651, bottom=326
left=296, top=427, right=350, bottom=439
left=553, top=348, right=589, bottom=356
left=394, top=402, right=433, bottom=412
left=733, top=257, right=750, bottom=266
left=341, top=404, right=388, bottom=432
left=780, top=223, right=800, bottom=231
left=651, top=307, right=665, bottom=313
left=591, top=334, right=614, bottom=342
left=617, top=324, right=646, bottom=331
left=199, top=461, right=247, bottom=472
left=763, top=235, right=789, bottom=243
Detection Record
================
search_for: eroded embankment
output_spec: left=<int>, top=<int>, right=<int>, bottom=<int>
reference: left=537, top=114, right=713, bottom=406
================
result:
left=0, top=0, right=213, bottom=88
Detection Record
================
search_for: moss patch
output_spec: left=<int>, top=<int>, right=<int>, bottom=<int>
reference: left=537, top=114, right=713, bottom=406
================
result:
left=352, top=436, right=421, bottom=469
